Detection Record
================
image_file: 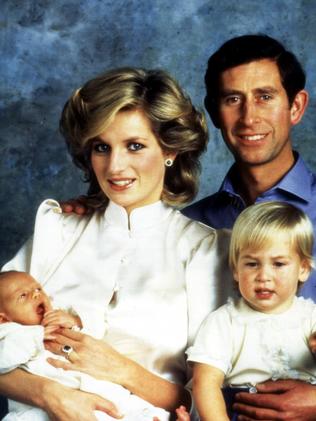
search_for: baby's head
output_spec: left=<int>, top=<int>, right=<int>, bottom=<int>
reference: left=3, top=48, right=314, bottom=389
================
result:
left=0, top=271, right=51, bottom=325
left=229, top=202, right=314, bottom=313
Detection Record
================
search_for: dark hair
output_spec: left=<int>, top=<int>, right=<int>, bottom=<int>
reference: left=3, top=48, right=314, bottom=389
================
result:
left=60, top=67, right=208, bottom=209
left=204, top=34, right=306, bottom=127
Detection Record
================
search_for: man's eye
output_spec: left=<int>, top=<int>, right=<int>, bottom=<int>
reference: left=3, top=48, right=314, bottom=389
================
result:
left=19, top=293, right=27, bottom=299
left=92, top=143, right=109, bottom=153
left=260, top=94, right=272, bottom=101
left=224, top=96, right=240, bottom=105
left=128, top=143, right=144, bottom=151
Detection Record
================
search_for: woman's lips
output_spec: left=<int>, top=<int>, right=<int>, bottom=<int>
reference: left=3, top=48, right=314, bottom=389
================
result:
left=108, top=179, right=135, bottom=190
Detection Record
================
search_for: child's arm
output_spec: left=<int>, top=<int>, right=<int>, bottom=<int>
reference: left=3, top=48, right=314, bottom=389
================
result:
left=42, top=309, right=82, bottom=330
left=192, top=362, right=229, bottom=421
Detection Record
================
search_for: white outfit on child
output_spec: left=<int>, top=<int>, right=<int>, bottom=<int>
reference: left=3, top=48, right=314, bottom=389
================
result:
left=187, top=296, right=316, bottom=387
left=0, top=322, right=170, bottom=420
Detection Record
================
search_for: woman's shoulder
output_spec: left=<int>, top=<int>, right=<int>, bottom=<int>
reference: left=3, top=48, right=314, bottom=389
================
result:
left=171, top=208, right=231, bottom=248
left=35, top=199, right=93, bottom=231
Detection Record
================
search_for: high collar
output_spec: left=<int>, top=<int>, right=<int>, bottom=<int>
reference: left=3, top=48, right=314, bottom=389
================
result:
left=220, top=153, right=313, bottom=203
left=103, top=200, right=173, bottom=232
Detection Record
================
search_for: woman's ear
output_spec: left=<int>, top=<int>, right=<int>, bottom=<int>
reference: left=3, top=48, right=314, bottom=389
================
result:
left=290, top=89, right=309, bottom=126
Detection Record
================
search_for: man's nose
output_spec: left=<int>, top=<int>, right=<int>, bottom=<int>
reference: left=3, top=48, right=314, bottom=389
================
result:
left=239, top=100, right=259, bottom=126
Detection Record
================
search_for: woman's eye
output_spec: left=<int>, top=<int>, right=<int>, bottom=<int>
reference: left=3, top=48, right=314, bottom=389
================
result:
left=92, top=143, right=109, bottom=153
left=128, top=143, right=144, bottom=152
left=19, top=293, right=27, bottom=299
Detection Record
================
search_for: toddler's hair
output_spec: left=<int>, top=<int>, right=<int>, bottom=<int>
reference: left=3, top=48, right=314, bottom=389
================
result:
left=229, top=201, right=314, bottom=271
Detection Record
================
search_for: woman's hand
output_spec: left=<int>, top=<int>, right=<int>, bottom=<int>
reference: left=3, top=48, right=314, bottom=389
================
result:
left=42, top=379, right=122, bottom=421
left=45, top=328, right=191, bottom=412
left=45, top=328, right=131, bottom=385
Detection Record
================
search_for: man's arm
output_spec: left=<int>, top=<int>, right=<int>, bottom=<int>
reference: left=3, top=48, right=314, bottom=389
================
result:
left=192, top=362, right=228, bottom=421
left=234, top=379, right=316, bottom=421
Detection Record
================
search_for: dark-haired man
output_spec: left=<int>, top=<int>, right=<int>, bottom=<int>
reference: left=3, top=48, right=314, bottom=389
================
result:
left=184, top=34, right=316, bottom=421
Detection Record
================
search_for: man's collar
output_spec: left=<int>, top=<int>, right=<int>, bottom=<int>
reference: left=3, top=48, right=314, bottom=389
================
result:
left=219, top=152, right=313, bottom=203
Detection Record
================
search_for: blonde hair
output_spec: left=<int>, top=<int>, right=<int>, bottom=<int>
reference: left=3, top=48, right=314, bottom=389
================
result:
left=60, top=67, right=208, bottom=209
left=229, top=201, right=314, bottom=271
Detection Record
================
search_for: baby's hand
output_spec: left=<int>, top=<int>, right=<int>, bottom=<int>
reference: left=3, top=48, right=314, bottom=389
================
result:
left=44, top=325, right=59, bottom=340
left=309, top=332, right=316, bottom=354
left=42, top=309, right=82, bottom=330
left=175, top=405, right=190, bottom=421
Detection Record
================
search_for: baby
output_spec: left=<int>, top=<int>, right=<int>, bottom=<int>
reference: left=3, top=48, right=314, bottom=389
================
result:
left=0, top=270, right=169, bottom=421
left=177, top=201, right=316, bottom=421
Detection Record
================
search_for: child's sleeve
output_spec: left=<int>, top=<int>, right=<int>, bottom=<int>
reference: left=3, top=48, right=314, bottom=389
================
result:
left=0, top=323, right=45, bottom=373
left=186, top=305, right=233, bottom=376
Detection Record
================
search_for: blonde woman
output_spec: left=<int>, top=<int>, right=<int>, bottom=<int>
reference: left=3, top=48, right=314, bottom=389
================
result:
left=1, top=68, right=232, bottom=420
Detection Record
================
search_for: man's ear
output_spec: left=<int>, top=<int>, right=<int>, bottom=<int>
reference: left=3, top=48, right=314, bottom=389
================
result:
left=0, top=312, right=10, bottom=324
left=290, top=89, right=309, bottom=126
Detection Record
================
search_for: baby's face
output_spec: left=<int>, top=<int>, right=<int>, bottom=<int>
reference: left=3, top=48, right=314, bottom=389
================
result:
left=0, top=272, right=51, bottom=325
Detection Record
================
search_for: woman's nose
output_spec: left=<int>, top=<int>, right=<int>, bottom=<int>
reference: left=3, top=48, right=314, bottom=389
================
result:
left=108, top=150, right=127, bottom=173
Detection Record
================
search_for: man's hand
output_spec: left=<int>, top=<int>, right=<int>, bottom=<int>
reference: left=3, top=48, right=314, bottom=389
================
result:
left=233, top=379, right=316, bottom=420
left=309, top=332, right=316, bottom=354
left=60, top=196, right=90, bottom=215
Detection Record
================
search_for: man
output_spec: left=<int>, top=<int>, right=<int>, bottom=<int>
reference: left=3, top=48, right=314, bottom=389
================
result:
left=184, top=34, right=316, bottom=300
left=183, top=34, right=316, bottom=420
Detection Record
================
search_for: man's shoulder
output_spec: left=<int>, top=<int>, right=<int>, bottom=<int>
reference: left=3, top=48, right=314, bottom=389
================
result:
left=182, top=192, right=231, bottom=228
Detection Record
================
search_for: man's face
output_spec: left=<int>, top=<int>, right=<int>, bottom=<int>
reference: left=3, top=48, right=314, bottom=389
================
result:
left=217, top=59, right=303, bottom=167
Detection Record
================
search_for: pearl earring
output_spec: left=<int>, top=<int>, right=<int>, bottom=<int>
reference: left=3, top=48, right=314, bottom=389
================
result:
left=165, top=158, right=173, bottom=167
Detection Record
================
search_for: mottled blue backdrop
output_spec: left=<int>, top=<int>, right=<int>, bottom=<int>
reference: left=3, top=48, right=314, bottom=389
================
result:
left=1, top=0, right=316, bottom=265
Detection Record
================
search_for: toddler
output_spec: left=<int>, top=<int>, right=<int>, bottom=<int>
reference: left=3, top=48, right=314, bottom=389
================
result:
left=177, top=201, right=316, bottom=420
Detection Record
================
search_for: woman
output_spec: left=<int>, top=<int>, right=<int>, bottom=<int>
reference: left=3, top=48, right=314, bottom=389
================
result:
left=1, top=68, right=232, bottom=420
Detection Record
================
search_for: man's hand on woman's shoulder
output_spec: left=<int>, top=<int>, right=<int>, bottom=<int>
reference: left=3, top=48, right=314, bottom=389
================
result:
left=60, top=196, right=90, bottom=215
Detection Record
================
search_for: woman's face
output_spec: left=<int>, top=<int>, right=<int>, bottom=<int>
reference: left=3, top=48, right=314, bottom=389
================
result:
left=91, top=108, right=173, bottom=214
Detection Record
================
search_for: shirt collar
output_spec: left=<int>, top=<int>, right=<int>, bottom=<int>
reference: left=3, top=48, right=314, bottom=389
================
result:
left=103, top=200, right=173, bottom=232
left=219, top=153, right=313, bottom=203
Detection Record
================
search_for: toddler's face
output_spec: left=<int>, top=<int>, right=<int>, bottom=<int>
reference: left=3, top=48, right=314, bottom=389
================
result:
left=0, top=272, right=51, bottom=325
left=233, top=233, right=310, bottom=314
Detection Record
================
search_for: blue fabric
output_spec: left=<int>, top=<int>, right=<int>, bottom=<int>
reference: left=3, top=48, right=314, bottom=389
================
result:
left=222, top=387, right=256, bottom=420
left=183, top=153, right=316, bottom=301
left=0, top=395, right=8, bottom=419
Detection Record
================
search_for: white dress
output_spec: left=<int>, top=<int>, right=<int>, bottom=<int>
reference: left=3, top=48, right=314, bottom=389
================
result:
left=2, top=199, right=233, bottom=419
left=187, top=296, right=316, bottom=387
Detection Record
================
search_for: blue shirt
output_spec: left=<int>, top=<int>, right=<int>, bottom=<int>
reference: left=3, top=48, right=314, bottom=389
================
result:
left=183, top=153, right=316, bottom=300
